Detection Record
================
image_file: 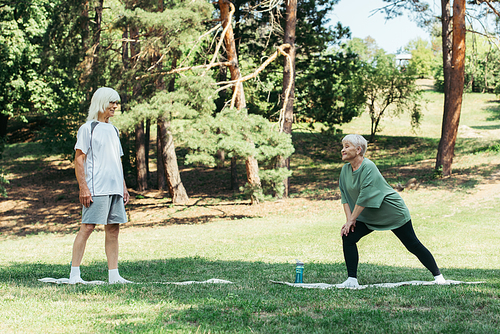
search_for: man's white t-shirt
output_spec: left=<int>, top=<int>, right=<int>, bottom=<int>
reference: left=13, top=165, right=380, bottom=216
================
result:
left=74, top=121, right=124, bottom=197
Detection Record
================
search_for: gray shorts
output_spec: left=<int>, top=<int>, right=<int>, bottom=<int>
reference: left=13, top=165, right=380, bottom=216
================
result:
left=82, top=195, right=128, bottom=225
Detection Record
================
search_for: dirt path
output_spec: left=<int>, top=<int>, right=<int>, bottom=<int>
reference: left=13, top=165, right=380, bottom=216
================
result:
left=0, top=152, right=337, bottom=237
left=2, top=137, right=500, bottom=238
left=1, top=151, right=498, bottom=238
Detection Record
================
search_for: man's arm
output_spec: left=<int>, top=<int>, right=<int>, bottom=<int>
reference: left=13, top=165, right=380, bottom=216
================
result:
left=75, top=149, right=92, bottom=208
left=123, top=179, right=129, bottom=205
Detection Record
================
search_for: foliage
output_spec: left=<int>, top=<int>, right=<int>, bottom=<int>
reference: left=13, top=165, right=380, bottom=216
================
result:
left=111, top=0, right=214, bottom=89
left=0, top=0, right=54, bottom=122
left=464, top=33, right=500, bottom=93
left=0, top=136, right=6, bottom=197
left=433, top=31, right=500, bottom=94
left=343, top=38, right=423, bottom=141
left=114, top=74, right=217, bottom=131
left=230, top=0, right=351, bottom=125
left=364, top=54, right=422, bottom=141
left=178, top=107, right=295, bottom=198
left=115, top=72, right=295, bottom=198
left=380, top=0, right=434, bottom=28
left=0, top=0, right=92, bottom=154
left=346, top=36, right=380, bottom=61
left=405, top=37, right=438, bottom=78
left=294, top=50, right=366, bottom=129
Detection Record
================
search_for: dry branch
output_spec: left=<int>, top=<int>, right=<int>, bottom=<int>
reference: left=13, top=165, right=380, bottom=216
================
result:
left=132, top=1, right=295, bottom=124
left=136, top=61, right=233, bottom=80
left=478, top=0, right=500, bottom=17
left=179, top=23, right=222, bottom=68
left=202, top=4, right=235, bottom=77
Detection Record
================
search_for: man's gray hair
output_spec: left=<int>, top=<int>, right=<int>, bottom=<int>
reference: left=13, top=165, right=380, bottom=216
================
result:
left=342, top=134, right=368, bottom=156
left=87, top=87, right=121, bottom=121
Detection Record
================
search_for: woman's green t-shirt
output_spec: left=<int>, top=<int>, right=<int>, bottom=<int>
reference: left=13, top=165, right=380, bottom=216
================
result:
left=339, top=158, right=410, bottom=230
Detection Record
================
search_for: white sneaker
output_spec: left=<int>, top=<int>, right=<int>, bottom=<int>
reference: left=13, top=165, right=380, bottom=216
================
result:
left=434, top=274, right=446, bottom=284
left=68, top=277, right=85, bottom=284
left=109, top=277, right=134, bottom=284
left=337, top=277, right=360, bottom=289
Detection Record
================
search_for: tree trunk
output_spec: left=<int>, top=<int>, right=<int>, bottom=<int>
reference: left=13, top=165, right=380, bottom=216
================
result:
left=89, top=0, right=103, bottom=91
left=80, top=1, right=90, bottom=49
left=219, top=0, right=261, bottom=204
left=153, top=0, right=166, bottom=190
left=0, top=113, right=8, bottom=139
left=157, top=56, right=189, bottom=203
left=158, top=117, right=189, bottom=204
left=436, top=0, right=453, bottom=171
left=436, top=0, right=466, bottom=176
left=231, top=156, right=238, bottom=190
left=216, top=64, right=227, bottom=170
left=277, top=0, right=297, bottom=198
left=135, top=121, right=148, bottom=191
left=157, top=124, right=165, bottom=190
left=120, top=27, right=132, bottom=178
left=145, top=118, right=151, bottom=182
left=129, top=25, right=147, bottom=191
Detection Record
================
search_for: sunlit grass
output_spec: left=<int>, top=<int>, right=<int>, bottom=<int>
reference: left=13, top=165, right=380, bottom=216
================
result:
left=1, top=90, right=500, bottom=333
left=0, top=189, right=499, bottom=333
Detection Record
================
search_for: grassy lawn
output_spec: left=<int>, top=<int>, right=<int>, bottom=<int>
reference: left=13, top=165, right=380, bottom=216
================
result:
left=1, top=91, right=500, bottom=333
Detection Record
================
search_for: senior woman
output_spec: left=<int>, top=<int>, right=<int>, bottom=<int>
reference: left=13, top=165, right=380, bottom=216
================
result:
left=338, top=134, right=445, bottom=288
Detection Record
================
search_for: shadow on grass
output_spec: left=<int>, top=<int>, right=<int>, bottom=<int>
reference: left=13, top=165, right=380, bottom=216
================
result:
left=4, top=135, right=500, bottom=240
left=484, top=99, right=500, bottom=122
left=1, top=258, right=499, bottom=333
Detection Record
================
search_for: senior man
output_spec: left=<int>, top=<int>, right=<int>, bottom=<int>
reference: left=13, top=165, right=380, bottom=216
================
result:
left=69, top=87, right=132, bottom=284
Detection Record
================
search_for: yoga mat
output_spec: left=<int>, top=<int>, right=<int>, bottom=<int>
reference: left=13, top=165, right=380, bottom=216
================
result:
left=38, top=277, right=233, bottom=285
left=271, top=279, right=485, bottom=290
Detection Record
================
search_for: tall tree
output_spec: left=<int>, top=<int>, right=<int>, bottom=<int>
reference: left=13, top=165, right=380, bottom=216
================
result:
left=158, top=114, right=189, bottom=203
left=158, top=56, right=189, bottom=204
left=112, top=0, right=211, bottom=200
left=0, top=0, right=88, bottom=153
left=379, top=0, right=466, bottom=176
left=127, top=22, right=148, bottom=192
left=436, top=0, right=466, bottom=176
left=276, top=0, right=297, bottom=198
left=155, top=0, right=166, bottom=191
left=219, top=0, right=262, bottom=204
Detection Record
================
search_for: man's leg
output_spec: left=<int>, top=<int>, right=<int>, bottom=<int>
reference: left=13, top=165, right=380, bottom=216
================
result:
left=105, top=223, right=120, bottom=270
left=105, top=224, right=132, bottom=283
left=70, top=224, right=95, bottom=283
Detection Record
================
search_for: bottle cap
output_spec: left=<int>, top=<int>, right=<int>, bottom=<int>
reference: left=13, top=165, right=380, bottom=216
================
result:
left=295, top=259, right=304, bottom=266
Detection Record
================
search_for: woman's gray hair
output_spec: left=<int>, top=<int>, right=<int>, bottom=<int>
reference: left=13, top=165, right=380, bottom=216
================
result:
left=87, top=87, right=121, bottom=121
left=342, top=134, right=368, bottom=156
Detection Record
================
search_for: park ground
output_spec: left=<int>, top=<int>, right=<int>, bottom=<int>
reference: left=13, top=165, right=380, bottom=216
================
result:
left=2, top=82, right=500, bottom=237
left=0, top=87, right=499, bottom=333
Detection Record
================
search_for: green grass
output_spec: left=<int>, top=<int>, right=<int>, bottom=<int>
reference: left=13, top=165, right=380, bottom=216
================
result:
left=1, top=90, right=500, bottom=333
left=0, top=194, right=499, bottom=333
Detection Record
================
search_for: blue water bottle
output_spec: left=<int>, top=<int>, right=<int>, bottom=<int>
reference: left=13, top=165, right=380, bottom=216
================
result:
left=294, top=260, right=304, bottom=283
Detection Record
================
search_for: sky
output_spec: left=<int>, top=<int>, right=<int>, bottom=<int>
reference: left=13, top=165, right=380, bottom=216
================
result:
left=327, top=0, right=432, bottom=54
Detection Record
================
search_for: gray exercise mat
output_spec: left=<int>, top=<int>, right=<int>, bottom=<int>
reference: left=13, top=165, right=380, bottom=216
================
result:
left=271, top=279, right=485, bottom=290
left=38, top=277, right=233, bottom=285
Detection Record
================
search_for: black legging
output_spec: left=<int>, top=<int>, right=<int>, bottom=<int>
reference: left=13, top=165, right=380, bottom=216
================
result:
left=342, top=220, right=441, bottom=278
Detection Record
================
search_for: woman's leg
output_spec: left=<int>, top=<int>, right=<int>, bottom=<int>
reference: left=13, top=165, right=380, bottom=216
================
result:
left=391, top=220, right=441, bottom=276
left=342, top=222, right=373, bottom=278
